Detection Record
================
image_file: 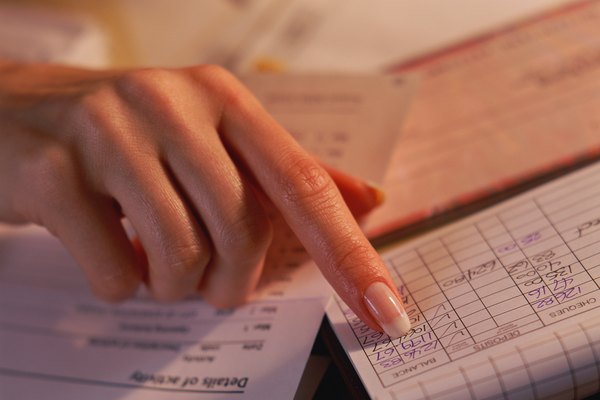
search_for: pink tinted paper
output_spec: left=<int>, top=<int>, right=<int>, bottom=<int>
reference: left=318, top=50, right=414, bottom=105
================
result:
left=365, top=1, right=600, bottom=237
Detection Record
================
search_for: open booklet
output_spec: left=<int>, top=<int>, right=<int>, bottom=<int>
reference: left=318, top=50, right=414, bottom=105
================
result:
left=328, top=159, right=600, bottom=399
left=361, top=0, right=600, bottom=237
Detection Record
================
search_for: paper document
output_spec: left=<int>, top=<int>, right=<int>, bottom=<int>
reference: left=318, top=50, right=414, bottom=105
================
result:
left=328, top=160, right=600, bottom=399
left=0, top=75, right=414, bottom=400
left=364, top=0, right=600, bottom=236
left=210, top=0, right=570, bottom=73
left=0, top=225, right=328, bottom=400
left=0, top=4, right=108, bottom=67
left=243, top=74, right=412, bottom=183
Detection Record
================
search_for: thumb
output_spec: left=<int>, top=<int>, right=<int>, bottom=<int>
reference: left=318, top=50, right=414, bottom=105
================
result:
left=321, top=163, right=385, bottom=220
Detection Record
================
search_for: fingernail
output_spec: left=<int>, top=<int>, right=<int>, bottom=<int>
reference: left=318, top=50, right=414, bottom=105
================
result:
left=253, top=57, right=287, bottom=73
left=364, top=282, right=410, bottom=339
left=365, top=181, right=386, bottom=207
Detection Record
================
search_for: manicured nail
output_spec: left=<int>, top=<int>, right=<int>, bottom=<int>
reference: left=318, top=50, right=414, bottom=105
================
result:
left=253, top=57, right=287, bottom=73
left=365, top=181, right=385, bottom=207
left=364, top=282, right=410, bottom=339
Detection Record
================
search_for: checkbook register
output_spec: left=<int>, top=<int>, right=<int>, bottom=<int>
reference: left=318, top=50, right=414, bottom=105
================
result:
left=2, top=1, right=600, bottom=399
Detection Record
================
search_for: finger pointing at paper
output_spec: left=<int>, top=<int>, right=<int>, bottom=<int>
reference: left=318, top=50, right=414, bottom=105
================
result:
left=0, top=61, right=410, bottom=338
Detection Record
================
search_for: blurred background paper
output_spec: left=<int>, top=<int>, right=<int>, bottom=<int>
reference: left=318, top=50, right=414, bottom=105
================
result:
left=0, top=3, right=108, bottom=67
left=207, top=0, right=577, bottom=73
left=0, top=0, right=574, bottom=70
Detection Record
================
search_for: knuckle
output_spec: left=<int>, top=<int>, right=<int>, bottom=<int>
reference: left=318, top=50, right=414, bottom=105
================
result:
left=203, top=288, right=249, bottom=310
left=65, top=83, right=155, bottom=176
left=161, top=239, right=210, bottom=278
left=280, top=153, right=338, bottom=209
left=64, top=89, right=129, bottom=165
left=192, top=64, right=235, bottom=86
left=114, top=68, right=189, bottom=122
left=18, top=144, right=76, bottom=209
left=114, top=68, right=206, bottom=140
left=218, top=210, right=273, bottom=263
left=115, top=68, right=174, bottom=101
left=194, top=64, right=231, bottom=78
left=193, top=65, right=253, bottom=112
left=65, top=86, right=114, bottom=132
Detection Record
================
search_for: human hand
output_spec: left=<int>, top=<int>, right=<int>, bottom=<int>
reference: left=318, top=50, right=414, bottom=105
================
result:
left=0, top=61, right=410, bottom=337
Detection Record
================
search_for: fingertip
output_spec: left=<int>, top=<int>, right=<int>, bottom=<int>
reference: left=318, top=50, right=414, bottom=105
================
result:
left=324, top=244, right=408, bottom=338
left=202, top=291, right=250, bottom=310
left=198, top=262, right=261, bottom=310
left=130, top=235, right=150, bottom=285
left=149, top=287, right=187, bottom=303
left=363, top=281, right=410, bottom=339
left=90, top=273, right=141, bottom=303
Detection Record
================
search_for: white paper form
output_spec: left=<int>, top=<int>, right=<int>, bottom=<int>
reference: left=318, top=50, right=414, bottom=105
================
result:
left=328, top=161, right=600, bottom=399
left=243, top=74, right=413, bottom=183
left=0, top=225, right=330, bottom=400
left=0, top=75, right=414, bottom=400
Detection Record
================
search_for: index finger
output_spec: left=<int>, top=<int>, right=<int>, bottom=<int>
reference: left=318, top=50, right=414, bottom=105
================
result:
left=209, top=69, right=410, bottom=338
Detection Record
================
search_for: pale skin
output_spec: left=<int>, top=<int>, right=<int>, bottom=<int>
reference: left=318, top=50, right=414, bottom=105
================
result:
left=0, top=60, right=403, bottom=333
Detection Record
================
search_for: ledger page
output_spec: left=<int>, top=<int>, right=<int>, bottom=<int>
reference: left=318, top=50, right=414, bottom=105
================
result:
left=328, top=160, right=600, bottom=399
